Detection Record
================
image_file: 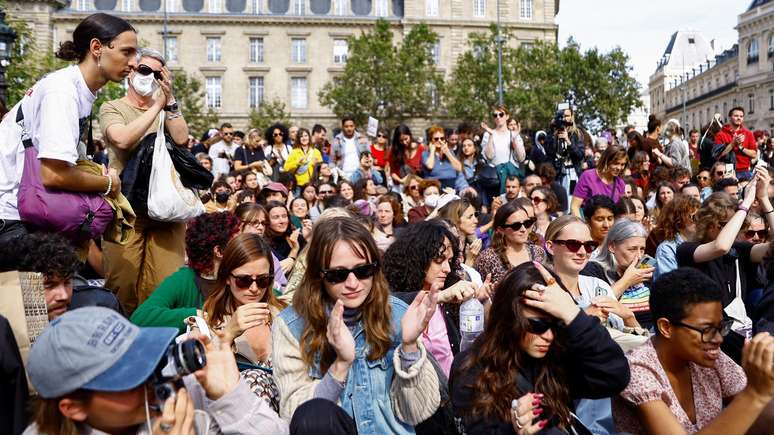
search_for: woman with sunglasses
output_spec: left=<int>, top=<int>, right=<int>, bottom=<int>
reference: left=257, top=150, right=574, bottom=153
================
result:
left=475, top=201, right=547, bottom=287
left=676, top=168, right=774, bottom=363
left=202, top=233, right=287, bottom=411
left=570, top=145, right=628, bottom=218
left=272, top=217, right=441, bottom=434
left=451, top=261, right=630, bottom=435
left=530, top=186, right=560, bottom=239
left=285, top=127, right=323, bottom=188
left=371, top=126, right=391, bottom=182
left=423, top=125, right=464, bottom=191
left=402, top=174, right=425, bottom=217
left=265, top=123, right=292, bottom=181
left=613, top=267, right=774, bottom=435
left=480, top=106, right=527, bottom=195
left=236, top=203, right=289, bottom=293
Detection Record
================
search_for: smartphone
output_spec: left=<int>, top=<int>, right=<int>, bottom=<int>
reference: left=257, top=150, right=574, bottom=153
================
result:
left=637, top=255, right=657, bottom=269
left=724, top=163, right=735, bottom=178
left=481, top=132, right=491, bottom=150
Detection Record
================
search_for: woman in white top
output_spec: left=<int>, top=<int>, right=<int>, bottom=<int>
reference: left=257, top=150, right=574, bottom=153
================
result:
left=0, top=13, right=136, bottom=243
left=480, top=105, right=526, bottom=195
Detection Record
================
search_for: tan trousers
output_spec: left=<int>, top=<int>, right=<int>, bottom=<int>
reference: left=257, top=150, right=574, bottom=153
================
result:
left=103, top=214, right=185, bottom=314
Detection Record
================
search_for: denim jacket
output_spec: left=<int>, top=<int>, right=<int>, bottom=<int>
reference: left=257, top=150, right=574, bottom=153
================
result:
left=277, top=296, right=423, bottom=435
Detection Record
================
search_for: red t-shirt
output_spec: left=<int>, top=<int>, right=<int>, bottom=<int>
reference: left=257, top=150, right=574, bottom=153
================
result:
left=370, top=144, right=388, bottom=169
left=715, top=124, right=756, bottom=172
left=390, top=143, right=424, bottom=175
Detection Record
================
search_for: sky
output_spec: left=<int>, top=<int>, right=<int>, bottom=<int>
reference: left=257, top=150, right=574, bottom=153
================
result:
left=555, top=0, right=743, bottom=91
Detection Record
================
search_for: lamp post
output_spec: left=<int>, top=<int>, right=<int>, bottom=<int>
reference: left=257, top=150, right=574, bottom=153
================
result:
left=0, top=9, right=17, bottom=107
left=496, top=0, right=504, bottom=106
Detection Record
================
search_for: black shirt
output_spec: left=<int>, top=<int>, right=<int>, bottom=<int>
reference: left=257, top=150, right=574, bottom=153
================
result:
left=676, top=241, right=755, bottom=308
left=233, top=145, right=266, bottom=167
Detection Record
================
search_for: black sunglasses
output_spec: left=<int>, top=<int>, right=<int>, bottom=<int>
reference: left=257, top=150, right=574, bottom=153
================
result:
left=672, top=319, right=733, bottom=343
left=319, top=189, right=334, bottom=195
left=377, top=134, right=386, bottom=138
left=715, top=171, right=725, bottom=176
left=746, top=229, right=767, bottom=239
left=552, top=239, right=598, bottom=253
left=492, top=112, right=505, bottom=118
left=531, top=196, right=544, bottom=205
left=501, top=218, right=535, bottom=231
left=321, top=262, right=379, bottom=284
left=222, top=132, right=234, bottom=136
left=525, top=317, right=561, bottom=334
left=231, top=273, right=273, bottom=289
left=137, top=64, right=162, bottom=80
left=273, top=132, right=284, bottom=137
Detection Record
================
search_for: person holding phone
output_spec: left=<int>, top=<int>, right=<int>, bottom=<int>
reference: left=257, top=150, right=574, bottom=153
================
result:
left=715, top=107, right=757, bottom=180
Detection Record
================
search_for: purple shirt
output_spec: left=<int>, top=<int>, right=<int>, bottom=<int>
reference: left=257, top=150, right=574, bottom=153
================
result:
left=573, top=169, right=625, bottom=203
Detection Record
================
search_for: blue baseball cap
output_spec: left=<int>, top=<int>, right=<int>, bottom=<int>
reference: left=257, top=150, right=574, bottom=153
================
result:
left=27, top=306, right=177, bottom=398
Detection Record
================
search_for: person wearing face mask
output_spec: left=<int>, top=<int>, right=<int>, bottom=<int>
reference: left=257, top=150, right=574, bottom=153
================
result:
left=99, top=47, right=190, bottom=315
left=408, top=179, right=441, bottom=224
left=205, top=181, right=234, bottom=213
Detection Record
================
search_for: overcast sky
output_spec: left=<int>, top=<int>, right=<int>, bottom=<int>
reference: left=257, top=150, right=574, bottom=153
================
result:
left=555, top=0, right=744, bottom=91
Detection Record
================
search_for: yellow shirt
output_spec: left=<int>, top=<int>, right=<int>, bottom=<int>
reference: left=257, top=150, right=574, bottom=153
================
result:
left=283, top=147, right=322, bottom=186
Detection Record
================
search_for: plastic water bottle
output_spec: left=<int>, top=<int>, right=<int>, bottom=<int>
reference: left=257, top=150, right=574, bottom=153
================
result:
left=460, top=298, right=484, bottom=352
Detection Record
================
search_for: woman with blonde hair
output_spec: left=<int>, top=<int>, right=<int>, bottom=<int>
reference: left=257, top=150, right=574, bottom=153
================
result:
left=272, top=217, right=440, bottom=434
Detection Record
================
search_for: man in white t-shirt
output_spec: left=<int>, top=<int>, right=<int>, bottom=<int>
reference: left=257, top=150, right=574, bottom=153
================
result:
left=332, top=117, right=366, bottom=178
left=209, top=122, right=237, bottom=178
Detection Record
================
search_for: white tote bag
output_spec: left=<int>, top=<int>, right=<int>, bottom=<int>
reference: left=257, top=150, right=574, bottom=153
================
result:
left=147, top=113, right=206, bottom=222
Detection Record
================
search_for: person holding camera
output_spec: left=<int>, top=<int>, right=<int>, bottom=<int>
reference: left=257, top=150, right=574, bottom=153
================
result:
left=544, top=108, right=585, bottom=212
left=23, top=306, right=288, bottom=435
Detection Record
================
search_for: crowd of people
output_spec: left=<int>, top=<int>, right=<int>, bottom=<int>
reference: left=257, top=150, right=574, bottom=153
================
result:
left=5, top=11, right=774, bottom=435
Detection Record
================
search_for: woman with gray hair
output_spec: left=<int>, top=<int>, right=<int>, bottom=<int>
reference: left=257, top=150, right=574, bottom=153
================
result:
left=582, top=218, right=655, bottom=329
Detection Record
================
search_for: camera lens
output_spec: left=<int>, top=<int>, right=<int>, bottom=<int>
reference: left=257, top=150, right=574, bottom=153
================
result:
left=174, top=339, right=206, bottom=375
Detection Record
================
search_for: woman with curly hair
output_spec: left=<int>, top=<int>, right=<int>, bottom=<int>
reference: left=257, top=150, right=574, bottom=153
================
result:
left=653, top=194, right=700, bottom=281
left=130, top=212, right=240, bottom=333
left=383, top=220, right=487, bottom=377
left=676, top=167, right=774, bottom=362
left=475, top=201, right=547, bottom=287
left=451, top=262, right=629, bottom=434
left=272, top=217, right=441, bottom=434
left=264, top=122, right=292, bottom=180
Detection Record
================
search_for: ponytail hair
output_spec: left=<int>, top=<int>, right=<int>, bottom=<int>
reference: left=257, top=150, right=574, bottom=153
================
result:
left=56, top=13, right=135, bottom=62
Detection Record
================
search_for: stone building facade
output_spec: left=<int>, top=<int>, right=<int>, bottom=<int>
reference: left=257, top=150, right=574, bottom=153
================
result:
left=8, top=0, right=559, bottom=133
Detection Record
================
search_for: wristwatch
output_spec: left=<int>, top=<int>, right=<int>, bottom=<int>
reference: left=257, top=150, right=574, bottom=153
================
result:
left=164, top=102, right=179, bottom=112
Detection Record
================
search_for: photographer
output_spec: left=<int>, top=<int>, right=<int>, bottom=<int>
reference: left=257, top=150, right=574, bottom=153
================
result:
left=23, top=306, right=288, bottom=435
left=544, top=108, right=585, bottom=212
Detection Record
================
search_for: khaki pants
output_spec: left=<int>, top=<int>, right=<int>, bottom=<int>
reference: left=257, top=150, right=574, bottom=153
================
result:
left=103, top=214, right=185, bottom=314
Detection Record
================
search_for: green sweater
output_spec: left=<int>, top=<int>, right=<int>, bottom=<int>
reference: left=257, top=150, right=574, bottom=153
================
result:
left=130, top=267, right=203, bottom=334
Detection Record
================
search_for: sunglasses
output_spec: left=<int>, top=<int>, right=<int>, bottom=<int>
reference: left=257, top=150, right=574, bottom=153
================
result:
left=525, top=317, right=561, bottom=334
left=552, top=239, right=598, bottom=253
left=531, top=196, right=544, bottom=205
left=746, top=229, right=767, bottom=239
left=222, top=132, right=234, bottom=136
left=715, top=171, right=724, bottom=176
left=409, top=185, right=420, bottom=190
left=321, top=262, right=379, bottom=284
left=137, top=64, right=162, bottom=80
left=377, top=134, right=386, bottom=138
left=697, top=176, right=709, bottom=180
left=492, top=112, right=505, bottom=118
left=319, top=190, right=334, bottom=195
left=231, top=273, right=273, bottom=289
left=273, top=132, right=284, bottom=137
left=501, top=218, right=535, bottom=231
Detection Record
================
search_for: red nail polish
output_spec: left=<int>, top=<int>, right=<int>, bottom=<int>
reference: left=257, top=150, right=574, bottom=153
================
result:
left=533, top=408, right=543, bottom=416
left=539, top=420, right=548, bottom=428
left=532, top=399, right=541, bottom=406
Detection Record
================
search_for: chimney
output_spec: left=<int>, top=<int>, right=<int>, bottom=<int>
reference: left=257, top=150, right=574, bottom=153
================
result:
left=710, top=39, right=715, bottom=51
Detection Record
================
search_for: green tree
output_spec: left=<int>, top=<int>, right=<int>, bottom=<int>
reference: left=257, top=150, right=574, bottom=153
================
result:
left=319, top=19, right=443, bottom=128
left=447, top=28, right=641, bottom=132
left=248, top=98, right=290, bottom=134
left=172, top=71, right=219, bottom=138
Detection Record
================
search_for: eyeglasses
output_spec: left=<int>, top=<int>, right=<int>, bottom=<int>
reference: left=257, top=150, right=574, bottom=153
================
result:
left=409, top=185, right=420, bottom=191
left=247, top=220, right=267, bottom=229
left=697, top=176, right=709, bottom=181
left=672, top=319, right=733, bottom=343
left=525, top=317, right=561, bottom=335
left=531, top=196, right=544, bottom=205
left=552, top=239, right=599, bottom=253
left=320, top=262, right=379, bottom=284
left=501, top=218, right=535, bottom=231
left=432, top=136, right=444, bottom=142
left=492, top=112, right=505, bottom=118
left=231, top=273, right=273, bottom=289
left=745, top=229, right=767, bottom=239
left=136, top=64, right=162, bottom=80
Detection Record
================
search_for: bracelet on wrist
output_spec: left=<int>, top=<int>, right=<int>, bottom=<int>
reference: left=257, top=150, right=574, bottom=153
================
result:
left=103, top=175, right=112, bottom=196
left=765, top=208, right=774, bottom=215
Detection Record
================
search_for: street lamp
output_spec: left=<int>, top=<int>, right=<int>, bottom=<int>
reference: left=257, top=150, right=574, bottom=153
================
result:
left=496, top=0, right=503, bottom=106
left=0, top=9, right=17, bottom=107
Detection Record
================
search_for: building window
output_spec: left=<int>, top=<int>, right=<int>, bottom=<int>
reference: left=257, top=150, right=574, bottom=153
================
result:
left=520, top=0, right=532, bottom=19
left=206, top=37, right=222, bottom=62
left=206, top=77, right=222, bottom=108
left=333, top=0, right=348, bottom=15
left=428, top=81, right=439, bottom=107
left=750, top=94, right=756, bottom=114
left=209, top=0, right=223, bottom=12
left=164, top=36, right=178, bottom=62
left=473, top=0, right=485, bottom=16
left=333, top=39, right=348, bottom=64
left=249, top=37, right=264, bottom=63
left=291, top=0, right=305, bottom=14
left=748, top=38, right=760, bottom=64
left=426, top=0, right=438, bottom=16
left=122, top=0, right=133, bottom=11
left=430, top=41, right=440, bottom=65
left=291, top=38, right=307, bottom=63
left=291, top=77, right=308, bottom=109
left=375, top=0, right=388, bottom=16
left=248, top=77, right=265, bottom=108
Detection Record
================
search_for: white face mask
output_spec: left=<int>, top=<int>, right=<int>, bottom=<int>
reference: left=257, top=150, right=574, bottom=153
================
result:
left=424, top=193, right=439, bottom=208
left=131, top=72, right=158, bottom=97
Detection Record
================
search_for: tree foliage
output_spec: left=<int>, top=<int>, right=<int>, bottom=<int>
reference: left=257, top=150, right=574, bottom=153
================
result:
left=447, top=27, right=641, bottom=132
left=172, top=71, right=219, bottom=138
left=319, top=19, right=443, bottom=128
left=248, top=98, right=290, bottom=135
